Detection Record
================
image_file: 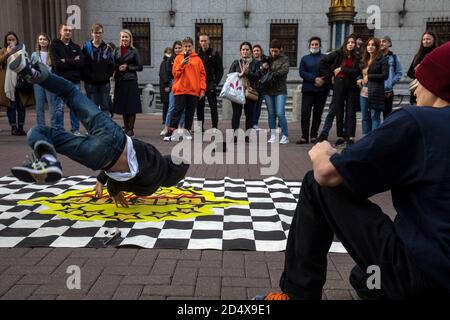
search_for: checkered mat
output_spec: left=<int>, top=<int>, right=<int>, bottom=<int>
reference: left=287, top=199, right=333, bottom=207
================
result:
left=0, top=176, right=346, bottom=252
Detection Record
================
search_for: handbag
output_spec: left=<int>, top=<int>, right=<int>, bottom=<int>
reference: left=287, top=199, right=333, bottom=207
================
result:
left=259, top=69, right=274, bottom=88
left=219, top=72, right=246, bottom=105
left=245, top=86, right=259, bottom=102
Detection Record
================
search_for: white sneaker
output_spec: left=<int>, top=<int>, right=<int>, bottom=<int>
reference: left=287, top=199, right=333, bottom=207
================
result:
left=280, top=135, right=290, bottom=145
left=160, top=128, right=168, bottom=136
left=268, top=134, right=276, bottom=144
left=73, top=131, right=82, bottom=136
left=183, top=131, right=192, bottom=140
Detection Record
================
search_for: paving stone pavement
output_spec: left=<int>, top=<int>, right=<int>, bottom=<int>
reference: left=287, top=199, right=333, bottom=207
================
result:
left=0, top=110, right=396, bottom=300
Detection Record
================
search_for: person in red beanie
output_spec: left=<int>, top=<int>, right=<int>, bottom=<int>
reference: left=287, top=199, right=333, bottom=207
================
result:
left=256, top=41, right=450, bottom=300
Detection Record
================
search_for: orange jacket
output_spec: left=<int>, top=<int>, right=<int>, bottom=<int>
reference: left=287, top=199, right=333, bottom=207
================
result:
left=172, top=52, right=207, bottom=97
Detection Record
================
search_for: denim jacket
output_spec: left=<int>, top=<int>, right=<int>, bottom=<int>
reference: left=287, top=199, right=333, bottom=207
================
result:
left=384, top=51, right=403, bottom=92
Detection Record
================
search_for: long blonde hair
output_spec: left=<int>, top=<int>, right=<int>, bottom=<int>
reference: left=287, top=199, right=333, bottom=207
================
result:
left=119, top=29, right=134, bottom=48
left=35, top=33, right=51, bottom=65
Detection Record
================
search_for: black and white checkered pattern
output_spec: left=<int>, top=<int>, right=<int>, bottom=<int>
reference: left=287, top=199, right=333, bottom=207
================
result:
left=0, top=176, right=346, bottom=252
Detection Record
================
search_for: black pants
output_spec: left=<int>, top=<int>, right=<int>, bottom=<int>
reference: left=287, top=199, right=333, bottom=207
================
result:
left=333, top=77, right=357, bottom=138
left=171, top=94, right=198, bottom=131
left=383, top=91, right=394, bottom=119
left=161, top=155, right=189, bottom=187
left=231, top=100, right=254, bottom=132
left=301, top=91, right=328, bottom=140
left=280, top=171, right=443, bottom=300
left=197, top=85, right=219, bottom=130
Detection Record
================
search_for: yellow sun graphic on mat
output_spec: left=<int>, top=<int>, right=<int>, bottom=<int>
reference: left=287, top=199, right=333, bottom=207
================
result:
left=18, top=187, right=248, bottom=222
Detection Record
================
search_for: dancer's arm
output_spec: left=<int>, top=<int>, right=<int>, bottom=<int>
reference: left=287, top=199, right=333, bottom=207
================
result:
left=309, top=142, right=343, bottom=187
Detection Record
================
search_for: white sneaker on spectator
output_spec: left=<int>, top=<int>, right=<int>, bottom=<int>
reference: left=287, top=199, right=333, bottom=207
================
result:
left=73, top=131, right=82, bottom=136
left=160, top=127, right=168, bottom=136
left=268, top=133, right=276, bottom=144
left=280, top=135, right=290, bottom=145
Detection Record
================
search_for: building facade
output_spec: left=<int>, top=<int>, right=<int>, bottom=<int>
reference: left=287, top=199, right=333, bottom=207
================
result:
left=2, top=0, right=450, bottom=86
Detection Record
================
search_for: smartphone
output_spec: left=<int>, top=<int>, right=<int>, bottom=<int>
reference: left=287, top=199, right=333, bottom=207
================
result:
left=184, top=52, right=190, bottom=60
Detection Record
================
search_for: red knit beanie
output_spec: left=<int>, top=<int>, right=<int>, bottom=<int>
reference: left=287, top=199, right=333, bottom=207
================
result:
left=416, top=41, right=450, bottom=102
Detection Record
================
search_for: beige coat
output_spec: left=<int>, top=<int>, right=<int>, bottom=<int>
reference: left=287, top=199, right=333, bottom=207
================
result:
left=0, top=48, right=35, bottom=109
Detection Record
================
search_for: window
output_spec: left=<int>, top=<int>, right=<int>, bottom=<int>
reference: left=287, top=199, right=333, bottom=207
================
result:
left=270, top=24, right=298, bottom=67
left=195, top=23, right=223, bottom=57
left=122, top=19, right=151, bottom=66
left=353, top=22, right=375, bottom=43
left=426, top=19, right=450, bottom=45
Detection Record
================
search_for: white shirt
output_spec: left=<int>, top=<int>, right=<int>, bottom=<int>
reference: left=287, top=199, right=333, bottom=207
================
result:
left=105, top=136, right=139, bottom=182
left=40, top=51, right=48, bottom=64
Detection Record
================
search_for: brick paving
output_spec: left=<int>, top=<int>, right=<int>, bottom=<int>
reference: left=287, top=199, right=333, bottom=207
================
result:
left=0, top=110, right=396, bottom=300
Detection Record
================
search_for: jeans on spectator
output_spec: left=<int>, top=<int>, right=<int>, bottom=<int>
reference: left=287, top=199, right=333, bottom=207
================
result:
left=28, top=70, right=125, bottom=171
left=7, top=92, right=26, bottom=127
left=252, top=94, right=264, bottom=128
left=33, top=84, right=54, bottom=126
left=360, top=96, right=371, bottom=135
left=84, top=82, right=111, bottom=115
left=264, top=94, right=288, bottom=137
left=165, top=81, right=185, bottom=128
left=52, top=82, right=81, bottom=132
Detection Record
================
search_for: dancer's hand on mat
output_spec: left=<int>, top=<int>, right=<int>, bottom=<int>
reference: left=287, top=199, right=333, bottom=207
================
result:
left=113, top=192, right=129, bottom=208
left=94, top=182, right=105, bottom=198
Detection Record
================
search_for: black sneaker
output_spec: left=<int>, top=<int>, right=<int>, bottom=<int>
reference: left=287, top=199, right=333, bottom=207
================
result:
left=335, top=138, right=346, bottom=147
left=11, top=157, right=63, bottom=184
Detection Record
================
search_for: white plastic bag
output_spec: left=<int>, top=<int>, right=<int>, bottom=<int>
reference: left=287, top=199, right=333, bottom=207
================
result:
left=219, top=72, right=246, bottom=105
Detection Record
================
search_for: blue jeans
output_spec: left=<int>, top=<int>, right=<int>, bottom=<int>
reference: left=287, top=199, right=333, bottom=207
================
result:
left=7, top=92, right=26, bottom=127
left=28, top=71, right=125, bottom=171
left=52, top=82, right=81, bottom=132
left=33, top=84, right=54, bottom=126
left=252, top=94, right=264, bottom=127
left=360, top=96, right=382, bottom=134
left=84, top=83, right=111, bottom=115
left=165, top=82, right=185, bottom=128
left=264, top=94, right=288, bottom=137
left=360, top=96, right=371, bottom=135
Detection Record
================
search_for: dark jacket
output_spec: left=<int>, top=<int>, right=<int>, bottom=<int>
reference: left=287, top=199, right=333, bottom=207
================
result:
left=407, top=47, right=435, bottom=80
left=97, top=139, right=189, bottom=197
left=159, top=55, right=171, bottom=104
left=81, top=41, right=115, bottom=85
left=360, top=53, right=389, bottom=111
left=114, top=47, right=143, bottom=82
left=197, top=47, right=224, bottom=87
left=263, top=54, right=290, bottom=95
left=299, top=51, right=329, bottom=93
left=49, top=39, right=85, bottom=83
left=229, top=58, right=261, bottom=88
left=319, top=49, right=361, bottom=85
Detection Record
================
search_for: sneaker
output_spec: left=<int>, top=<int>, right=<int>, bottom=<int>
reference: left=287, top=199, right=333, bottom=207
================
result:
left=183, top=131, right=192, bottom=140
left=310, top=137, right=318, bottom=144
left=253, top=292, right=290, bottom=300
left=280, top=135, right=289, bottom=145
left=11, top=157, right=63, bottom=184
left=160, top=128, right=168, bottom=136
left=163, top=131, right=173, bottom=142
left=268, top=134, right=276, bottom=144
left=295, top=138, right=309, bottom=145
left=8, top=47, right=35, bottom=81
left=335, top=138, right=346, bottom=147
left=72, top=131, right=82, bottom=136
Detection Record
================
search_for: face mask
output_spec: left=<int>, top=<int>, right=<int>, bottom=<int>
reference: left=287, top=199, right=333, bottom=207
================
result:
left=310, top=48, right=320, bottom=54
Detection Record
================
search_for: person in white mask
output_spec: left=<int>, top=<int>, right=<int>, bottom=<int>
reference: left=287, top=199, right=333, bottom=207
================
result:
left=296, top=36, right=330, bottom=145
